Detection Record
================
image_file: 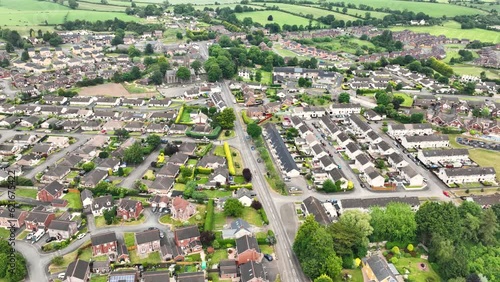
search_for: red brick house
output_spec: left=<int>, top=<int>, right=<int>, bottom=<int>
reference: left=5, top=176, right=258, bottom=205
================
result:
left=117, top=199, right=143, bottom=220
left=0, top=209, right=28, bottom=229
left=91, top=231, right=117, bottom=257
left=25, top=211, right=55, bottom=231
left=135, top=229, right=161, bottom=256
left=174, top=225, right=202, bottom=254
left=171, top=197, right=196, bottom=221
left=236, top=235, right=262, bottom=265
left=37, top=181, right=64, bottom=202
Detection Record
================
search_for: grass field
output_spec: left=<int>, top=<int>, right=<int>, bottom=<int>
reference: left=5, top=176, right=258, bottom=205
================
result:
left=235, top=10, right=321, bottom=27
left=310, top=36, right=380, bottom=55
left=394, top=93, right=414, bottom=108
left=130, top=251, right=162, bottom=264
left=272, top=44, right=311, bottom=59
left=390, top=21, right=500, bottom=43
left=62, top=193, right=83, bottom=209
left=393, top=257, right=441, bottom=282
left=76, top=1, right=126, bottom=12
left=256, top=3, right=358, bottom=21
left=15, top=188, right=37, bottom=199
left=469, top=149, right=500, bottom=179
left=451, top=64, right=500, bottom=80
left=310, top=4, right=389, bottom=19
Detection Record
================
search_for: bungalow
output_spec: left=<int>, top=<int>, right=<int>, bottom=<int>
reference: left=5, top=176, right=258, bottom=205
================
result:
left=235, top=235, right=262, bottom=265
left=234, top=188, right=256, bottom=207
left=222, top=218, right=253, bottom=239
left=376, top=141, right=395, bottom=156
left=37, top=181, right=64, bottom=202
left=31, top=144, right=54, bottom=155
left=399, top=166, right=424, bottom=187
left=209, top=167, right=229, bottom=186
left=102, top=120, right=124, bottom=131
left=174, top=225, right=202, bottom=253
left=96, top=158, right=120, bottom=172
left=168, top=124, right=188, bottom=135
left=122, top=98, right=145, bottom=107
left=401, top=135, right=450, bottom=149
left=178, top=142, right=197, bottom=156
left=0, top=116, right=20, bottom=128
left=0, top=144, right=20, bottom=156
left=149, top=98, right=172, bottom=108
left=25, top=210, right=55, bottom=231
left=438, top=167, right=496, bottom=185
left=95, top=97, right=121, bottom=107
left=45, top=136, right=70, bottom=148
left=65, top=259, right=90, bottom=282
left=41, top=165, right=71, bottom=184
left=0, top=209, right=28, bottom=229
left=135, top=229, right=161, bottom=256
left=319, top=155, right=337, bottom=172
left=81, top=169, right=108, bottom=188
left=149, top=176, right=175, bottom=194
left=146, top=123, right=168, bottom=133
left=328, top=169, right=348, bottom=190
left=117, top=199, right=143, bottom=220
left=171, top=197, right=196, bottom=221
left=167, top=152, right=189, bottom=166
left=364, top=109, right=383, bottom=121
left=345, top=142, right=362, bottom=160
left=11, top=134, right=39, bottom=146
left=81, top=121, right=102, bottom=131
left=91, top=196, right=114, bottom=216
left=59, top=155, right=83, bottom=168
left=157, top=163, right=180, bottom=178
left=91, top=231, right=117, bottom=256
left=301, top=196, right=331, bottom=225
left=124, top=121, right=144, bottom=132
left=340, top=197, right=420, bottom=213
left=364, top=167, right=385, bottom=188
left=19, top=116, right=41, bottom=128
left=47, top=219, right=78, bottom=240
left=387, top=153, right=408, bottom=168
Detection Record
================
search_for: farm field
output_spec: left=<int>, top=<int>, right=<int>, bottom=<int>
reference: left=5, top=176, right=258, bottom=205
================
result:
left=451, top=64, right=500, bottom=80
left=83, top=0, right=149, bottom=7
left=299, top=36, right=380, bottom=55
left=76, top=1, right=127, bottom=12
left=310, top=5, right=389, bottom=19
left=235, top=10, right=323, bottom=27
left=253, top=3, right=358, bottom=21
left=272, top=44, right=312, bottom=59
left=390, top=21, right=500, bottom=43
left=319, top=0, right=486, bottom=17
left=137, top=0, right=234, bottom=4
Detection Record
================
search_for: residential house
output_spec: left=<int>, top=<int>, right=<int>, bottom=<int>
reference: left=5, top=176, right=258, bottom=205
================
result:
left=177, top=272, right=205, bottom=282
left=376, top=141, right=395, bottom=156
left=47, top=219, right=78, bottom=240
left=364, top=109, right=383, bottom=121
left=219, top=259, right=238, bottom=280
left=108, top=271, right=138, bottom=282
left=340, top=197, right=420, bottom=213
left=328, top=169, right=348, bottom=190
left=364, top=167, right=385, bottom=188
left=355, top=154, right=374, bottom=172
left=174, top=225, right=202, bottom=253
left=32, top=144, right=54, bottom=155
left=387, top=123, right=433, bottom=138
left=117, top=199, right=143, bottom=220
left=209, top=167, right=228, bottom=186
left=349, top=114, right=372, bottom=137
left=438, top=167, right=496, bottom=185
left=91, top=196, right=114, bottom=216
left=41, top=166, right=71, bottom=184
left=150, top=195, right=170, bottom=209
left=236, top=235, right=262, bottom=265
left=157, top=163, right=180, bottom=178
left=0, top=209, right=28, bottom=229
left=0, top=144, right=20, bottom=156
left=362, top=254, right=400, bottom=282
left=198, top=155, right=226, bottom=169
left=96, top=158, right=120, bottom=172
left=91, top=261, right=111, bottom=274
left=417, top=149, right=469, bottom=166
left=171, top=197, right=196, bottom=221
left=81, top=169, right=108, bottom=188
left=399, top=166, right=424, bottom=187
left=167, top=152, right=189, bottom=166
left=234, top=188, right=256, bottom=207
left=401, top=135, right=450, bottom=149
left=301, top=196, right=331, bottom=225
left=387, top=153, right=408, bottom=168
left=329, top=103, right=361, bottom=116
left=135, top=229, right=161, bottom=256
left=45, top=136, right=70, bottom=148
left=345, top=142, right=362, bottom=160
left=264, top=124, right=300, bottom=178
left=160, top=237, right=184, bottom=261
left=222, top=218, right=253, bottom=239
left=142, top=271, right=171, bottom=282
left=37, top=181, right=64, bottom=202
left=64, top=259, right=90, bottom=282
left=25, top=210, right=55, bottom=231
left=178, top=142, right=197, bottom=156
left=91, top=231, right=117, bottom=257
left=149, top=176, right=175, bottom=194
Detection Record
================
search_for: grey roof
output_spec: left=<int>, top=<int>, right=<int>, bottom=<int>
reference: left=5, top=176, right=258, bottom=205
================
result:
left=59, top=155, right=83, bottom=167
left=80, top=189, right=93, bottom=201
left=364, top=255, right=396, bottom=281
left=44, top=165, right=70, bottom=178
left=443, top=167, right=496, bottom=177
left=364, top=166, right=382, bottom=180
left=367, top=131, right=380, bottom=141
left=471, top=194, right=500, bottom=206
left=337, top=132, right=349, bottom=142
left=167, top=152, right=189, bottom=165
left=404, top=135, right=449, bottom=143
left=25, top=211, right=53, bottom=224
left=236, top=235, right=260, bottom=254
left=91, top=231, right=117, bottom=246
left=346, top=142, right=360, bottom=154
left=142, top=271, right=170, bottom=282
left=341, top=196, right=420, bottom=209
left=230, top=218, right=250, bottom=230
left=421, top=149, right=468, bottom=158
left=160, top=237, right=183, bottom=260
left=302, top=196, right=331, bottom=225
left=175, top=225, right=200, bottom=241
left=320, top=116, right=339, bottom=134
left=401, top=165, right=419, bottom=178
left=264, top=123, right=299, bottom=173
left=135, top=229, right=160, bottom=245
left=350, top=114, right=371, bottom=132
left=388, top=152, right=404, bottom=165
left=32, top=144, right=52, bottom=153
left=377, top=141, right=392, bottom=152
left=98, top=157, right=120, bottom=169
left=235, top=188, right=256, bottom=199
left=319, top=155, right=334, bottom=167
left=312, top=144, right=324, bottom=155
left=328, top=169, right=346, bottom=182
left=198, top=155, right=225, bottom=167
left=364, top=109, right=380, bottom=119
left=355, top=154, right=371, bottom=165
left=41, top=181, right=64, bottom=196
left=219, top=259, right=238, bottom=276
left=178, top=142, right=197, bottom=154
left=151, top=176, right=175, bottom=191
left=0, top=208, right=25, bottom=219
left=48, top=220, right=74, bottom=231
left=65, top=259, right=89, bottom=280
left=177, top=272, right=205, bottom=282
left=240, top=261, right=265, bottom=282
left=92, top=195, right=113, bottom=210
left=158, top=163, right=180, bottom=176
left=82, top=169, right=108, bottom=186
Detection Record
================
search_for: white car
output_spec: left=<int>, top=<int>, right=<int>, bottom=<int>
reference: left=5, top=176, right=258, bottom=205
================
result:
left=77, top=233, right=86, bottom=240
left=58, top=273, right=65, bottom=279
left=26, top=233, right=33, bottom=240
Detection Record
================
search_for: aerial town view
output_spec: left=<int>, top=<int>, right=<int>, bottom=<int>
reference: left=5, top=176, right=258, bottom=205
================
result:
left=0, top=0, right=499, bottom=281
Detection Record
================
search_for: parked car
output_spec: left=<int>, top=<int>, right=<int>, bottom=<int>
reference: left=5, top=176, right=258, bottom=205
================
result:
left=443, top=191, right=450, bottom=197
left=58, top=273, right=65, bottom=279
left=77, top=232, right=87, bottom=240
left=264, top=254, right=273, bottom=261
left=159, top=232, right=165, bottom=239
left=46, top=237, right=56, bottom=243
left=148, top=227, right=158, bottom=231
left=26, top=233, right=33, bottom=241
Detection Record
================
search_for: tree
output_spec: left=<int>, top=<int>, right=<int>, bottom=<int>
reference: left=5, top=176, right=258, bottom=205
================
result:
left=82, top=162, right=96, bottom=172
left=103, top=207, right=117, bottom=225
left=163, top=143, right=179, bottom=156
left=478, top=208, right=498, bottom=246
left=375, top=159, right=386, bottom=169
left=293, top=215, right=342, bottom=279
left=68, top=0, right=79, bottom=9
left=115, top=129, right=130, bottom=140
left=190, top=60, right=202, bottom=75
left=338, top=210, right=373, bottom=249
left=255, top=70, right=262, bottom=82
left=183, top=181, right=196, bottom=199
left=5, top=43, right=14, bottom=53
left=123, top=142, right=144, bottom=164
left=338, top=93, right=350, bottom=103
left=251, top=200, right=262, bottom=210
left=101, top=0, right=108, bottom=3
left=267, top=15, right=273, bottom=21
left=415, top=201, right=461, bottom=244
left=111, top=35, right=124, bottom=46
left=247, top=123, right=262, bottom=139
left=176, top=32, right=183, bottom=39
left=322, top=179, right=339, bottom=193
left=144, top=43, right=154, bottom=55
left=207, top=64, right=222, bottom=82
left=146, top=134, right=162, bottom=149
left=0, top=253, right=8, bottom=278
left=464, top=82, right=476, bottom=95
left=128, top=45, right=141, bottom=58
left=314, top=275, right=333, bottom=282
left=242, top=168, right=252, bottom=182
left=200, top=231, right=215, bottom=245
left=21, top=50, right=30, bottom=61
left=150, top=70, right=163, bottom=85
left=217, top=108, right=236, bottom=129
left=117, top=167, right=125, bottom=176
left=181, top=166, right=193, bottom=178
left=176, top=66, right=191, bottom=81
left=224, top=198, right=244, bottom=217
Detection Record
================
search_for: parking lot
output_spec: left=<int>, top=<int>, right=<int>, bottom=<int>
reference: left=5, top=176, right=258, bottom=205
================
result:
left=457, top=137, right=500, bottom=150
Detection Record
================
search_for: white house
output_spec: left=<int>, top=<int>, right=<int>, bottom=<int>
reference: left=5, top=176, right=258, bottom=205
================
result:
left=355, top=154, right=374, bottom=172
left=329, top=103, right=361, bottom=116
left=401, top=135, right=450, bottom=149
left=437, top=167, right=496, bottom=185
left=399, top=166, right=423, bottom=187
left=387, top=123, right=433, bottom=138
left=387, top=152, right=408, bottom=168
left=417, top=149, right=469, bottom=166
left=364, top=167, right=384, bottom=188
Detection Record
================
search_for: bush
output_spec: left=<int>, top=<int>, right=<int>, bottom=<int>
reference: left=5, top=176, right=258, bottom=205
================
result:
left=407, top=244, right=414, bottom=252
left=175, top=105, right=184, bottom=123
left=258, top=208, right=269, bottom=225
left=242, top=111, right=253, bottom=124
left=51, top=256, right=64, bottom=266
left=386, top=241, right=407, bottom=250
left=0, top=177, right=33, bottom=187
left=224, top=142, right=236, bottom=175
left=196, top=166, right=213, bottom=174
left=342, top=254, right=354, bottom=269
left=390, top=257, right=398, bottom=264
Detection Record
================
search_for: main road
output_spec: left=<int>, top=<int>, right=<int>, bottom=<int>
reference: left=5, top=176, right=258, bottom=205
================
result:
left=219, top=81, right=308, bottom=282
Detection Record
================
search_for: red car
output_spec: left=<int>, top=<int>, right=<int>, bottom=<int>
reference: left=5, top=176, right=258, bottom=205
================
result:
left=443, top=191, right=450, bottom=197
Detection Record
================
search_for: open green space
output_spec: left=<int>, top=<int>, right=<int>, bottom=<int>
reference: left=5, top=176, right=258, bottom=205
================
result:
left=390, top=21, right=500, bottom=43
left=209, top=249, right=228, bottom=265
left=241, top=207, right=263, bottom=227
left=0, top=228, right=11, bottom=240
left=304, top=36, right=380, bottom=55
left=15, top=188, right=37, bottom=199
left=235, top=10, right=322, bottom=27
left=394, top=93, right=414, bottom=108
left=310, top=4, right=389, bottom=19
left=76, top=1, right=126, bottom=12
left=203, top=189, right=232, bottom=199
left=62, top=193, right=83, bottom=209
left=257, top=3, right=358, bottom=21
left=450, top=64, right=500, bottom=80
left=272, top=44, right=311, bottom=59
left=392, top=257, right=441, bottom=282
left=469, top=149, right=500, bottom=179
left=213, top=211, right=227, bottom=230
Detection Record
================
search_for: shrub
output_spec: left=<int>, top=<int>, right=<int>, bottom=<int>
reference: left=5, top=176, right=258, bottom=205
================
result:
left=175, top=105, right=184, bottom=123
left=242, top=111, right=253, bottom=124
left=224, top=142, right=236, bottom=175
left=391, top=246, right=401, bottom=256
left=390, top=257, right=398, bottom=264
left=196, top=166, right=213, bottom=174
left=51, top=256, right=64, bottom=266
left=407, top=244, right=414, bottom=252
left=258, top=208, right=269, bottom=225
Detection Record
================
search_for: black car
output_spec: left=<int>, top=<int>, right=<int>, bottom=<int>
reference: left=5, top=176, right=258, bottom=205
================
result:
left=148, top=227, right=158, bottom=231
left=263, top=254, right=273, bottom=261
left=46, top=237, right=56, bottom=243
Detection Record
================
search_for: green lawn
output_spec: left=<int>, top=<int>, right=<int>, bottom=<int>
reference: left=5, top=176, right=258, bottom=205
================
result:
left=90, top=275, right=109, bottom=282
left=230, top=147, right=244, bottom=175
left=0, top=228, right=11, bottom=239
left=76, top=1, right=126, bottom=12
left=272, top=44, right=311, bottom=59
left=143, top=170, right=155, bottom=181
left=392, top=257, right=441, bottom=282
left=187, top=159, right=198, bottom=166
left=209, top=249, right=228, bottom=265
left=62, top=193, right=83, bottom=209
left=390, top=21, right=500, bottom=43
left=259, top=244, right=273, bottom=255
left=214, top=211, right=227, bottom=230
left=15, top=188, right=37, bottom=199
left=65, top=171, right=79, bottom=181
left=314, top=36, right=380, bottom=55
left=335, top=268, right=363, bottom=282
left=312, top=5, right=389, bottom=19
left=130, top=251, right=162, bottom=264
left=394, top=93, right=414, bottom=108
left=219, top=130, right=236, bottom=141
left=241, top=207, right=263, bottom=227
left=451, top=64, right=500, bottom=80
left=122, top=83, right=157, bottom=94
left=159, top=205, right=206, bottom=227
left=469, top=149, right=500, bottom=179
left=179, top=110, right=193, bottom=123
left=78, top=246, right=108, bottom=261
left=214, top=145, right=225, bottom=156
left=173, top=183, right=186, bottom=191
left=235, top=10, right=323, bottom=27
left=124, top=232, right=135, bottom=248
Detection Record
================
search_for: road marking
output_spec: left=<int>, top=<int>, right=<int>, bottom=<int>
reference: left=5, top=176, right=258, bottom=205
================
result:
left=287, top=252, right=290, bottom=259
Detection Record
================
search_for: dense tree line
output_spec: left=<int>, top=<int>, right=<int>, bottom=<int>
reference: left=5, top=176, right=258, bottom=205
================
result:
left=454, top=14, right=500, bottom=30
left=125, top=4, right=163, bottom=17
left=449, top=49, right=475, bottom=65
left=0, top=240, right=28, bottom=282
left=0, top=29, right=29, bottom=49
left=59, top=18, right=164, bottom=34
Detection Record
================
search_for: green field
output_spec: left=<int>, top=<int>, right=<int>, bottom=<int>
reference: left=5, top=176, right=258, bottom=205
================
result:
left=393, top=257, right=441, bottom=282
left=235, top=10, right=322, bottom=27
left=76, top=1, right=126, bottom=12
left=0, top=0, right=139, bottom=34
left=394, top=93, right=414, bottom=108
left=272, top=44, right=311, bottom=59
left=451, top=64, right=500, bottom=80
left=254, top=3, right=358, bottom=21
left=15, top=188, right=37, bottom=199
left=298, top=36, right=380, bottom=55
left=469, top=149, right=500, bottom=179
left=390, top=21, right=500, bottom=43
left=310, top=4, right=389, bottom=19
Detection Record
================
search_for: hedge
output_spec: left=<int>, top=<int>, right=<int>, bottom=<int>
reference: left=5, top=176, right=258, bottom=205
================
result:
left=228, top=183, right=253, bottom=190
left=196, top=167, right=213, bottom=174
left=223, top=142, right=236, bottom=175
left=258, top=208, right=269, bottom=225
left=242, top=111, right=253, bottom=125
left=216, top=238, right=236, bottom=247
left=257, top=238, right=268, bottom=245
left=204, top=199, right=215, bottom=231
left=197, top=142, right=213, bottom=157
left=186, top=126, right=222, bottom=139
left=385, top=241, right=411, bottom=250
left=175, top=104, right=184, bottom=124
